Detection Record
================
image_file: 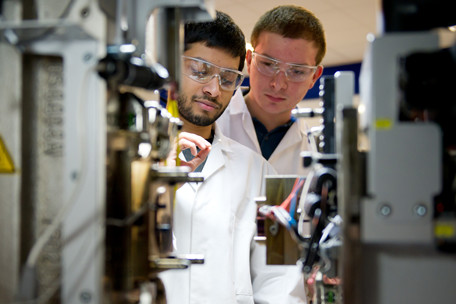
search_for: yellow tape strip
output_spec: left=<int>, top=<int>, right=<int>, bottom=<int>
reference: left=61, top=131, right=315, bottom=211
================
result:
left=435, top=224, right=455, bottom=238
left=375, top=118, right=393, bottom=130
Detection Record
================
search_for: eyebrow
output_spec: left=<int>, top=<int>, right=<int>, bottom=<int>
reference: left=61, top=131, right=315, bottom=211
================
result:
left=185, top=56, right=239, bottom=72
left=259, top=53, right=313, bottom=66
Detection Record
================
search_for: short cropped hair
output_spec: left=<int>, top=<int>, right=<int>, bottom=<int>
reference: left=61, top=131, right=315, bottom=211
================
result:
left=185, top=11, right=246, bottom=71
left=251, top=5, right=326, bottom=65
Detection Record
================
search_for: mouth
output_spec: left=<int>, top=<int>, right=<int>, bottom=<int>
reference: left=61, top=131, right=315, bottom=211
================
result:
left=194, top=99, right=220, bottom=111
left=265, top=94, right=286, bottom=103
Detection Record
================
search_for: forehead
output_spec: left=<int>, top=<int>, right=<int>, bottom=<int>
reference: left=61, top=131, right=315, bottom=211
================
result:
left=254, top=31, right=319, bottom=65
left=184, top=42, right=240, bottom=71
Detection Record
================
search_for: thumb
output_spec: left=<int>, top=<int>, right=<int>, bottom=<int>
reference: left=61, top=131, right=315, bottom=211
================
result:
left=184, top=146, right=211, bottom=171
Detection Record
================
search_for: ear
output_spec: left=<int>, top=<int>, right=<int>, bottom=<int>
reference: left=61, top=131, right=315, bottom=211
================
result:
left=246, top=49, right=253, bottom=74
left=310, top=65, right=324, bottom=88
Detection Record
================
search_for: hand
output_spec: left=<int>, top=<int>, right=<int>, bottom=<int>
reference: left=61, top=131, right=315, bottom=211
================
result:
left=166, top=132, right=211, bottom=171
left=178, top=132, right=211, bottom=171
left=305, top=266, right=341, bottom=302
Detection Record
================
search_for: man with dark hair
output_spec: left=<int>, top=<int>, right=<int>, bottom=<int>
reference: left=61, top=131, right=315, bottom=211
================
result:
left=184, top=11, right=246, bottom=71
left=177, top=11, right=247, bottom=137
left=159, top=11, right=303, bottom=304
left=218, top=5, right=326, bottom=176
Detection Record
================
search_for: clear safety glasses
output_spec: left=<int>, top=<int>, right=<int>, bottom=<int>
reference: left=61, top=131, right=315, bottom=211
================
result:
left=182, top=56, right=245, bottom=91
left=252, top=51, right=318, bottom=82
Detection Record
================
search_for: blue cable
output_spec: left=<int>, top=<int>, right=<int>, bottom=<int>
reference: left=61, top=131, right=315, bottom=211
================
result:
left=288, top=178, right=304, bottom=227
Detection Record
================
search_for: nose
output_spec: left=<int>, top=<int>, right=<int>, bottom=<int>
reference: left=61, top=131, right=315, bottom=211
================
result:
left=202, top=74, right=222, bottom=97
left=270, top=69, right=288, bottom=91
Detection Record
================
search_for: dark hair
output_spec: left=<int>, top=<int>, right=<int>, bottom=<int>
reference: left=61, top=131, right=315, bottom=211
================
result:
left=251, top=5, right=326, bottom=65
left=185, top=11, right=246, bottom=71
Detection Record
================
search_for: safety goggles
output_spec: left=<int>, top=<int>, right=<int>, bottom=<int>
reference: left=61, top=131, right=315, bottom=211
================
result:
left=252, top=51, right=318, bottom=82
left=182, top=56, right=245, bottom=91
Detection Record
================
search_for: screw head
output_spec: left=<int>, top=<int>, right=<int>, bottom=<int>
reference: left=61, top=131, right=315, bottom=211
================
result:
left=80, top=7, right=90, bottom=18
left=379, top=204, right=392, bottom=217
left=269, top=223, right=279, bottom=236
left=80, top=290, right=92, bottom=303
left=414, top=204, right=427, bottom=217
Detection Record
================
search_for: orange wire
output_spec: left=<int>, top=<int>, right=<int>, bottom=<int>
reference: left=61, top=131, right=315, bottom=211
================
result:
left=280, top=178, right=305, bottom=211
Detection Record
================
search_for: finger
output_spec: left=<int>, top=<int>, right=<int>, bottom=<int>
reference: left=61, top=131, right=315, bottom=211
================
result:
left=307, top=277, right=315, bottom=286
left=196, top=146, right=211, bottom=161
left=179, top=132, right=211, bottom=150
left=323, top=275, right=341, bottom=285
left=305, top=278, right=315, bottom=300
left=179, top=159, right=195, bottom=171
left=179, top=138, right=198, bottom=156
left=186, top=148, right=210, bottom=171
left=185, top=146, right=211, bottom=171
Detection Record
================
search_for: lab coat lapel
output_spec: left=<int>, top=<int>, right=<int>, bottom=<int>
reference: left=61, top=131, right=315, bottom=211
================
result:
left=241, top=109, right=261, bottom=153
left=232, top=91, right=261, bottom=153
left=200, top=132, right=226, bottom=182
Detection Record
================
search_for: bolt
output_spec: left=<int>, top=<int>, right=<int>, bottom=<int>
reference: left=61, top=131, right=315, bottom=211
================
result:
left=269, top=222, right=279, bottom=236
left=80, top=7, right=90, bottom=18
left=414, top=204, right=427, bottom=217
left=379, top=204, right=392, bottom=217
left=303, top=265, right=312, bottom=274
left=80, top=290, right=92, bottom=303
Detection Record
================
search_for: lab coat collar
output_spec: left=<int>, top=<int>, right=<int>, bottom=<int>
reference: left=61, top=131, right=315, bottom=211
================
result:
left=228, top=88, right=248, bottom=115
left=226, top=89, right=311, bottom=156
left=212, top=123, right=235, bottom=153
left=229, top=90, right=262, bottom=152
left=202, top=124, right=230, bottom=178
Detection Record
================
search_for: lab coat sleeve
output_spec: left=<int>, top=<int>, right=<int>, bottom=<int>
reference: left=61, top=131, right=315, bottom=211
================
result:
left=250, top=241, right=307, bottom=304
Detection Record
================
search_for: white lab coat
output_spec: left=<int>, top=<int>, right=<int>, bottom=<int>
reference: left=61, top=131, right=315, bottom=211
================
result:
left=217, top=88, right=313, bottom=176
left=160, top=125, right=307, bottom=304
left=217, top=89, right=312, bottom=303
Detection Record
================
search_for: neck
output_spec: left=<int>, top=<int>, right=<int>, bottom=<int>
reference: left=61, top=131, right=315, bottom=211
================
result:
left=180, top=117, right=214, bottom=140
left=244, top=93, right=291, bottom=132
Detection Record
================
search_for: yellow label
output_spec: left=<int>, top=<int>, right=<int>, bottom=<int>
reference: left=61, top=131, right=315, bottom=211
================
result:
left=375, top=118, right=393, bottom=130
left=435, top=224, right=455, bottom=238
left=0, top=136, right=15, bottom=173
